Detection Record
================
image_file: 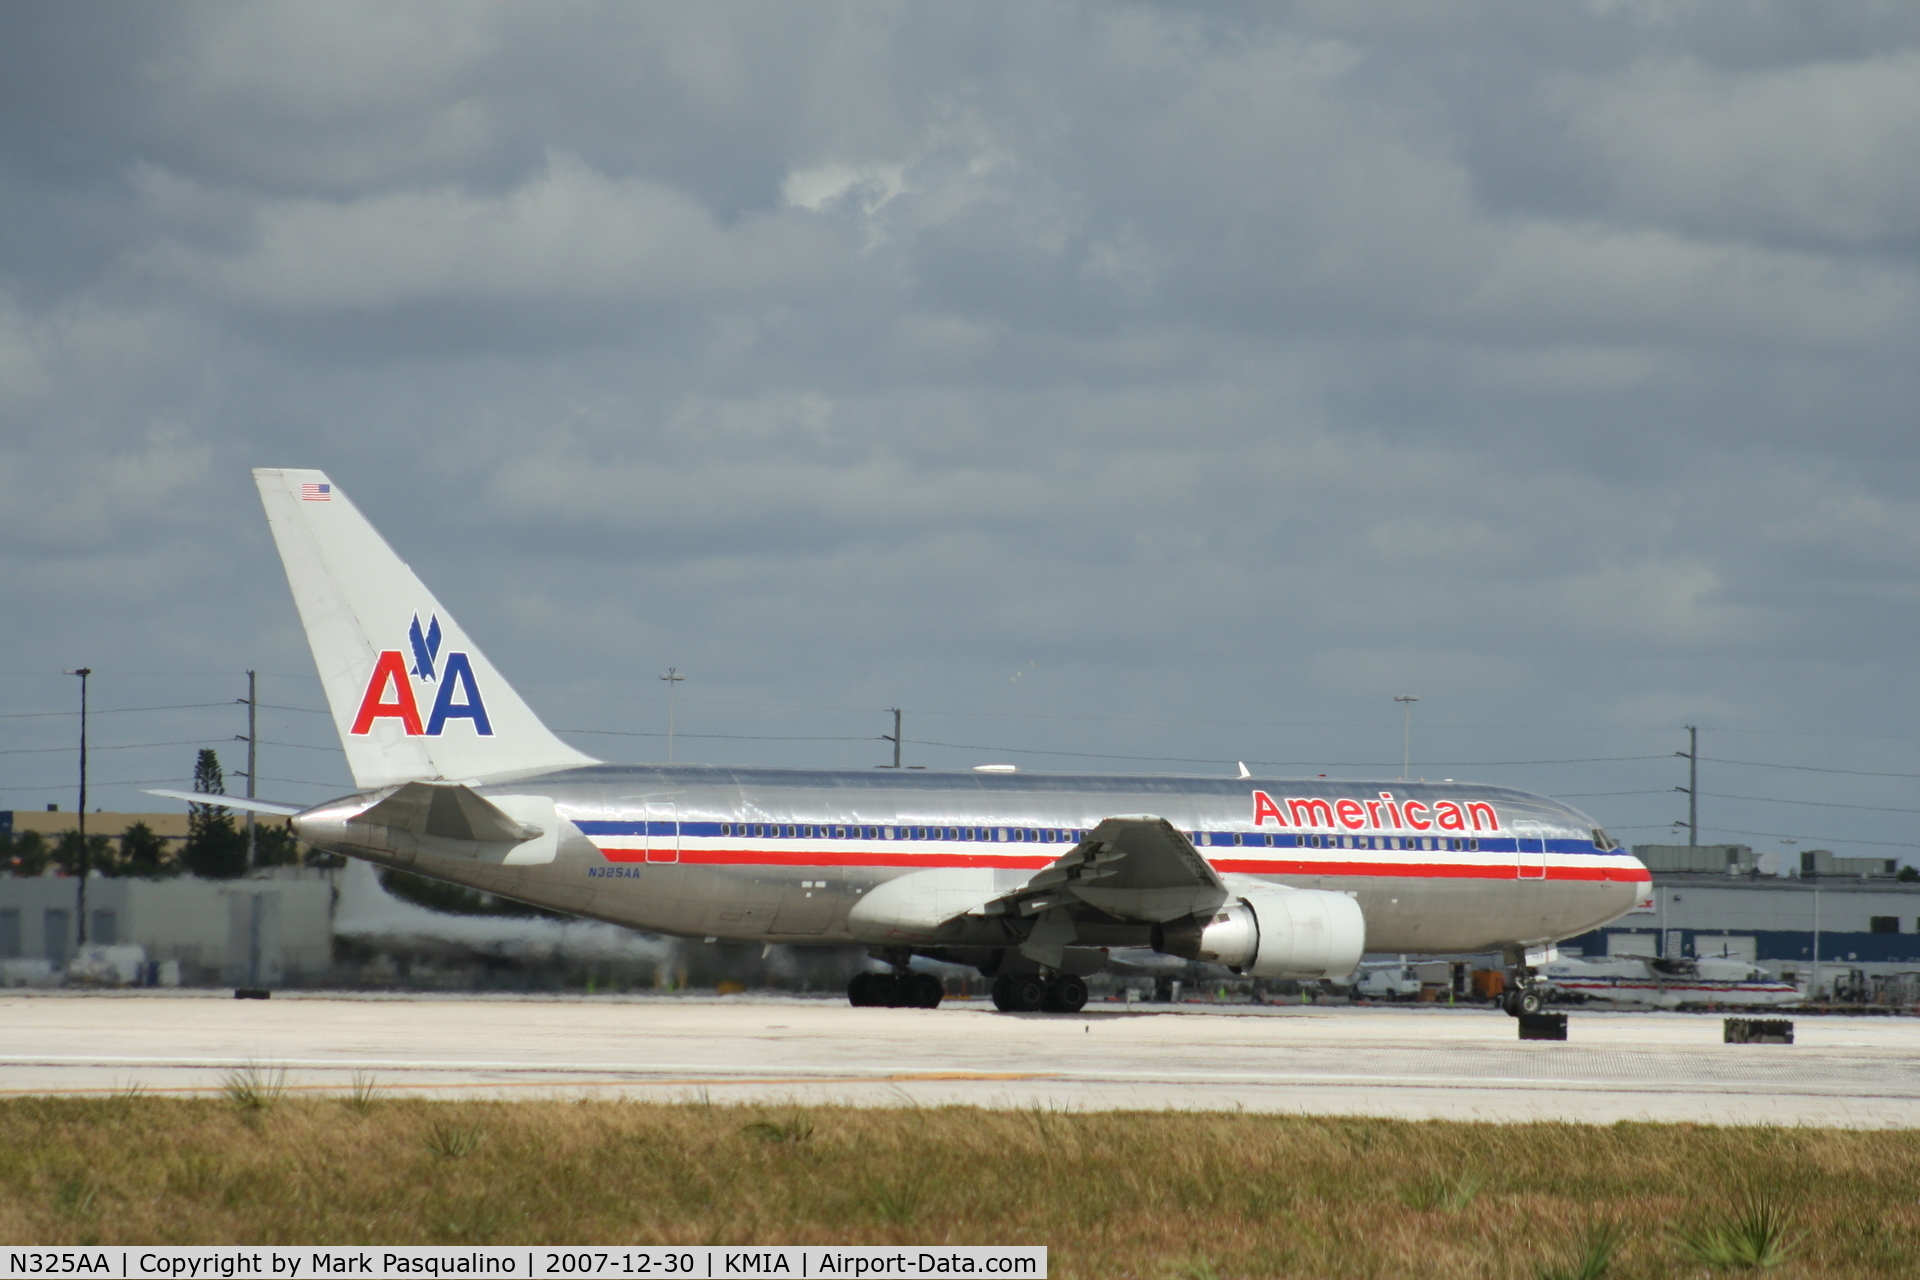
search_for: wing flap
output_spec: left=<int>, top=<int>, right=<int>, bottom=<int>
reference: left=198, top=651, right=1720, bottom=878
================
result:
left=997, top=815, right=1228, bottom=924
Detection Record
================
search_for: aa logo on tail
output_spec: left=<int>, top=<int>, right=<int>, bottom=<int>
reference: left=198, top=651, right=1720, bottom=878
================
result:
left=350, top=613, right=493, bottom=736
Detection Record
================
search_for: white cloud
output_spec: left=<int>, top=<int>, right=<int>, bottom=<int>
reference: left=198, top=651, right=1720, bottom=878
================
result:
left=1455, top=219, right=1918, bottom=348
left=782, top=162, right=907, bottom=214
left=1565, top=51, right=1920, bottom=248
left=150, top=154, right=843, bottom=311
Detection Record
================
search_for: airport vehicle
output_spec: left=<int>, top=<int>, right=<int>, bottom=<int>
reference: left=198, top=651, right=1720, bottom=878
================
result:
left=155, top=469, right=1650, bottom=1014
left=1352, top=960, right=1425, bottom=1001
left=1539, top=955, right=1802, bottom=1010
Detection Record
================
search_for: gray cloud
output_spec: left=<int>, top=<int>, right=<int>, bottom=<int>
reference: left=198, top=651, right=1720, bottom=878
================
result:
left=1, top=2, right=1915, bottom=860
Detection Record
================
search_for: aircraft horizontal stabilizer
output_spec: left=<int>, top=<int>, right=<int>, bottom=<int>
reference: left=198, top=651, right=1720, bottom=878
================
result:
left=144, top=789, right=305, bottom=816
left=297, top=781, right=561, bottom=869
left=357, top=781, right=545, bottom=844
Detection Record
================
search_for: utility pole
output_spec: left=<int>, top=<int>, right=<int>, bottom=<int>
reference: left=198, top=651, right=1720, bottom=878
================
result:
left=65, top=668, right=91, bottom=946
left=1393, top=695, right=1419, bottom=781
left=236, top=670, right=258, bottom=869
left=1674, top=725, right=1699, bottom=847
left=659, top=668, right=684, bottom=762
left=882, top=708, right=902, bottom=769
left=1811, top=884, right=1822, bottom=1002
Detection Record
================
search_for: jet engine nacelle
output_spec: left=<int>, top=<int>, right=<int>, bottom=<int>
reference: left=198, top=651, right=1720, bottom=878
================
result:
left=1151, top=887, right=1366, bottom=979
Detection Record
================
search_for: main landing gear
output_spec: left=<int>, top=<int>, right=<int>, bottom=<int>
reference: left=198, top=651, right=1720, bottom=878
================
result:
left=847, top=970, right=944, bottom=1009
left=991, top=972, right=1089, bottom=1014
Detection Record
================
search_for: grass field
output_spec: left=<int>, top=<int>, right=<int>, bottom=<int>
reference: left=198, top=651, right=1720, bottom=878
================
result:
left=4, top=1084, right=1918, bottom=1278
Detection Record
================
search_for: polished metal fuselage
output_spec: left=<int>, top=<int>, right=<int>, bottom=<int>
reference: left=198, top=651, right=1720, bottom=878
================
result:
left=296, top=765, right=1647, bottom=958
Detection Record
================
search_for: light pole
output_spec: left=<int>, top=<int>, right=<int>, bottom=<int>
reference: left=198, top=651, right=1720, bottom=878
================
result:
left=1393, top=695, right=1419, bottom=780
left=660, top=668, right=685, bottom=762
left=236, top=670, right=257, bottom=869
left=64, top=668, right=91, bottom=946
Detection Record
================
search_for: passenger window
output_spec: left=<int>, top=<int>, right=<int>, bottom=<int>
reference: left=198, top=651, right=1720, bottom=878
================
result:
left=996, top=828, right=1009, bottom=841
left=1469, top=839, right=1479, bottom=852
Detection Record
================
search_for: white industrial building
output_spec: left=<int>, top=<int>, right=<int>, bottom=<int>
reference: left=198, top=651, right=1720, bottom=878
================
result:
left=0, top=868, right=335, bottom=987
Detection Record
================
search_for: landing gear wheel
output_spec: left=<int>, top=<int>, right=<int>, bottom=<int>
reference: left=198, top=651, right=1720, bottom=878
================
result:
left=1517, top=987, right=1544, bottom=1016
left=908, top=972, right=945, bottom=1009
left=992, top=973, right=1048, bottom=1012
left=1500, top=990, right=1521, bottom=1018
left=1044, top=976, right=1089, bottom=1013
left=851, top=972, right=909, bottom=1007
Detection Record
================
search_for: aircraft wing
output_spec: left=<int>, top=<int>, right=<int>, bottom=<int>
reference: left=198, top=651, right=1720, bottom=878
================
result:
left=986, top=815, right=1230, bottom=925
left=977, top=816, right=1231, bottom=969
left=846, top=815, right=1231, bottom=966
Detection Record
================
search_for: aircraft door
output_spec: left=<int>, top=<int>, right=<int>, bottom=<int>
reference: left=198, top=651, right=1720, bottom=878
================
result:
left=647, top=801, right=679, bottom=864
left=1517, top=836, right=1546, bottom=880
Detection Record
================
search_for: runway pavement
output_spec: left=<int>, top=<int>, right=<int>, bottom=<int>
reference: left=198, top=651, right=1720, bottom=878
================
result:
left=5, top=991, right=1918, bottom=1126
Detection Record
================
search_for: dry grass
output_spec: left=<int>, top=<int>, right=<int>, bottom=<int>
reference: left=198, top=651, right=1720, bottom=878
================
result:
left=2, top=1097, right=1918, bottom=1277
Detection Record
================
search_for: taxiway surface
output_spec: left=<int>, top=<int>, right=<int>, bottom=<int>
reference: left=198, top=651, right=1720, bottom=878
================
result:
left=6, top=992, right=1917, bottom=1127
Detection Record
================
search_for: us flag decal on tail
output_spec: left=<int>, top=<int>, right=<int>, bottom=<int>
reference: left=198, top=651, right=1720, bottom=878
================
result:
left=301, top=482, right=331, bottom=500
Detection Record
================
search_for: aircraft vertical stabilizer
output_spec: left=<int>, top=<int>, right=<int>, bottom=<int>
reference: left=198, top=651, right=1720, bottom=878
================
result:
left=253, top=468, right=598, bottom=790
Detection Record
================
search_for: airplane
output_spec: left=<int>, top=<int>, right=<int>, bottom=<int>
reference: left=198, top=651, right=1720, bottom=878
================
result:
left=151, top=468, right=1650, bottom=1016
left=1539, top=954, right=1802, bottom=1010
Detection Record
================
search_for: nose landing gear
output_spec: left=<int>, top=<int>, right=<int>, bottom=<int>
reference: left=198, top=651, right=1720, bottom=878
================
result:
left=847, top=970, right=945, bottom=1009
left=1501, top=974, right=1547, bottom=1017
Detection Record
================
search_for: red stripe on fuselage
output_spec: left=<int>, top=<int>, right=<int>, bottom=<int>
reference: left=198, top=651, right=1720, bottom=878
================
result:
left=591, top=844, right=1650, bottom=882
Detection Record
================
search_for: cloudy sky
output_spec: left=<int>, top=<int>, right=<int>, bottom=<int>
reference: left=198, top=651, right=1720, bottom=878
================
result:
left=2, top=2, right=1916, bottom=859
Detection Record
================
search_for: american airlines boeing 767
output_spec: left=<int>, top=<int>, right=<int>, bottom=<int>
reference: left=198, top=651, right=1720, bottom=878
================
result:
left=154, top=469, right=1649, bottom=1015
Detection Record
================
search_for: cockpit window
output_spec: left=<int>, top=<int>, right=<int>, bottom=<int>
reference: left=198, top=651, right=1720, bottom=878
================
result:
left=1592, top=828, right=1618, bottom=852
